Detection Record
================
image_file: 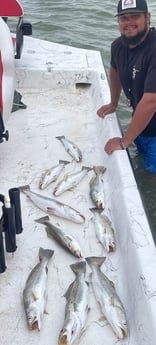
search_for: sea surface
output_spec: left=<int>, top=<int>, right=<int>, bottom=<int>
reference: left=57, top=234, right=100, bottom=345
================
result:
left=9, top=0, right=156, bottom=240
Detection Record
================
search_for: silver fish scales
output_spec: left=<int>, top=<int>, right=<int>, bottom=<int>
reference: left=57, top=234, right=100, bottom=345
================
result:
left=39, top=160, right=70, bottom=190
left=85, top=256, right=128, bottom=339
left=90, top=208, right=116, bottom=252
left=58, top=261, right=89, bottom=345
left=23, top=247, right=54, bottom=331
left=56, top=136, right=82, bottom=162
left=20, top=185, right=85, bottom=224
left=35, top=215, right=83, bottom=258
left=89, top=166, right=106, bottom=209
left=53, top=166, right=92, bottom=196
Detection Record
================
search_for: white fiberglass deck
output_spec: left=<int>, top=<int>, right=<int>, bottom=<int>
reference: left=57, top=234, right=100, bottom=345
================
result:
left=0, top=37, right=156, bottom=345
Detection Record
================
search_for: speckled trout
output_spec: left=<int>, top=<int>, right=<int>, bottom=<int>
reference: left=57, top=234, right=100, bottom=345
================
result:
left=89, top=166, right=106, bottom=209
left=53, top=166, right=92, bottom=196
left=90, top=208, right=115, bottom=252
left=23, top=247, right=54, bottom=331
left=56, top=136, right=82, bottom=162
left=39, top=160, right=70, bottom=190
left=20, top=185, right=85, bottom=224
left=35, top=216, right=83, bottom=258
left=85, top=256, right=128, bottom=339
left=58, top=261, right=89, bottom=345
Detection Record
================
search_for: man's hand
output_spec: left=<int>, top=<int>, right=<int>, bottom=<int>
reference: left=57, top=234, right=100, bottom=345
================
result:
left=97, top=103, right=116, bottom=118
left=104, top=137, right=125, bottom=155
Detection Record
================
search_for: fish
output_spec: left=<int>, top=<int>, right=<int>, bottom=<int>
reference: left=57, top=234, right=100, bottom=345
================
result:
left=89, top=166, right=106, bottom=209
left=19, top=185, right=85, bottom=224
left=85, top=256, right=128, bottom=339
left=90, top=208, right=115, bottom=252
left=56, top=136, right=82, bottom=162
left=23, top=247, right=54, bottom=331
left=53, top=166, right=92, bottom=196
left=35, top=216, right=83, bottom=258
left=58, top=261, right=89, bottom=345
left=39, top=160, right=70, bottom=190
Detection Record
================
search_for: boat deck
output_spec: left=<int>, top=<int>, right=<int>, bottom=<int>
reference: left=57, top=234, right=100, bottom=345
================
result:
left=0, top=37, right=156, bottom=345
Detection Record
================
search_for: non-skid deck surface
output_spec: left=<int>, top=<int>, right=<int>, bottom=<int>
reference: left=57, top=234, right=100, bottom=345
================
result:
left=0, top=86, right=133, bottom=345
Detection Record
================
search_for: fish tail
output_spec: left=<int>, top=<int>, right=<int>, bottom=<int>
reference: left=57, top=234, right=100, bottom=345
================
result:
left=19, top=184, right=30, bottom=192
left=89, top=207, right=102, bottom=214
left=39, top=247, right=54, bottom=261
left=82, top=166, right=92, bottom=172
left=85, top=256, right=106, bottom=268
left=35, top=216, right=50, bottom=224
left=93, top=166, right=106, bottom=175
left=70, top=260, right=86, bottom=275
left=56, top=136, right=65, bottom=140
left=59, top=160, right=70, bottom=165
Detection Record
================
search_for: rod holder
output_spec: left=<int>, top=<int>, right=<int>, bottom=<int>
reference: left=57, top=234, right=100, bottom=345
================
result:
left=9, top=187, right=23, bottom=234
left=3, top=204, right=17, bottom=253
left=0, top=219, right=6, bottom=273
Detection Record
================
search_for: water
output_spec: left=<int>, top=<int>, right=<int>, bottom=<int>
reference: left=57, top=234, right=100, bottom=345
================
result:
left=8, top=0, right=156, bottom=240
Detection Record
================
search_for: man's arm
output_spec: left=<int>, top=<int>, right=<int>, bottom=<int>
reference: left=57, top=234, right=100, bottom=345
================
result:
left=104, top=92, right=156, bottom=154
left=97, top=66, right=122, bottom=117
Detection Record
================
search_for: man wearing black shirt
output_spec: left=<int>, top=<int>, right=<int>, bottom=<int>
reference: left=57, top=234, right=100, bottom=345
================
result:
left=97, top=0, right=156, bottom=173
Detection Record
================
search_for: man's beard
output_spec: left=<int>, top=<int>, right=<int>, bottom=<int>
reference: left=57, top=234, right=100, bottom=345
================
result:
left=121, top=27, right=148, bottom=46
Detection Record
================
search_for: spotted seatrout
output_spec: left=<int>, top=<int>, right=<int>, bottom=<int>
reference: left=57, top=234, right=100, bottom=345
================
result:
left=35, top=216, right=83, bottom=258
left=20, top=185, right=85, bottom=224
left=90, top=208, right=115, bottom=252
left=53, top=166, right=92, bottom=196
left=89, top=166, right=106, bottom=209
left=85, top=256, right=128, bottom=339
left=58, top=261, right=89, bottom=345
left=56, top=136, right=82, bottom=162
left=23, top=247, right=54, bottom=331
left=39, top=160, right=70, bottom=190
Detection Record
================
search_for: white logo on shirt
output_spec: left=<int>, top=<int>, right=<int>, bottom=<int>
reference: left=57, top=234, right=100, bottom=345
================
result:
left=132, top=65, right=139, bottom=79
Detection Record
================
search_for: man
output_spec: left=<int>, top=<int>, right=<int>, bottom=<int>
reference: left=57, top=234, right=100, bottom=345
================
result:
left=97, top=0, right=156, bottom=173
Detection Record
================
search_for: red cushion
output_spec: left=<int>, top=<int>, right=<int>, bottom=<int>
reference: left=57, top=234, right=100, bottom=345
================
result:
left=0, top=52, right=3, bottom=113
left=0, top=0, right=23, bottom=17
left=12, top=37, right=16, bottom=46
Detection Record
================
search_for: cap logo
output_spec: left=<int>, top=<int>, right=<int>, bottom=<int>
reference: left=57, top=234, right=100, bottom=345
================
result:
left=122, top=0, right=136, bottom=10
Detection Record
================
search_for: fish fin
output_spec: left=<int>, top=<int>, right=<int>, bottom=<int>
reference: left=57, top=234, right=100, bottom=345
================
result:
left=56, top=135, right=65, bottom=140
left=44, top=308, right=49, bottom=315
left=110, top=280, right=115, bottom=289
left=89, top=177, right=95, bottom=185
left=70, top=261, right=86, bottom=275
left=93, top=166, right=107, bottom=175
left=90, top=207, right=102, bottom=214
left=35, top=215, right=49, bottom=224
left=95, top=236, right=101, bottom=244
left=85, top=256, right=106, bottom=268
left=47, top=207, right=56, bottom=215
left=32, top=291, right=39, bottom=301
left=39, top=247, right=54, bottom=261
left=89, top=272, right=92, bottom=280
left=59, top=160, right=70, bottom=165
left=99, top=314, right=106, bottom=321
left=64, top=281, right=74, bottom=300
left=85, top=280, right=89, bottom=287
left=82, top=166, right=92, bottom=172
left=102, top=214, right=112, bottom=225
left=65, top=234, right=73, bottom=241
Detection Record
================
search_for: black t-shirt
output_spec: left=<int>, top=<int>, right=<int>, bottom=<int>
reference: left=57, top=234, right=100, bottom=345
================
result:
left=111, top=28, right=156, bottom=137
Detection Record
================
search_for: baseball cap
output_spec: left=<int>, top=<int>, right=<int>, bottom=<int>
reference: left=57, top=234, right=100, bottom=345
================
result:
left=116, top=0, right=148, bottom=16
